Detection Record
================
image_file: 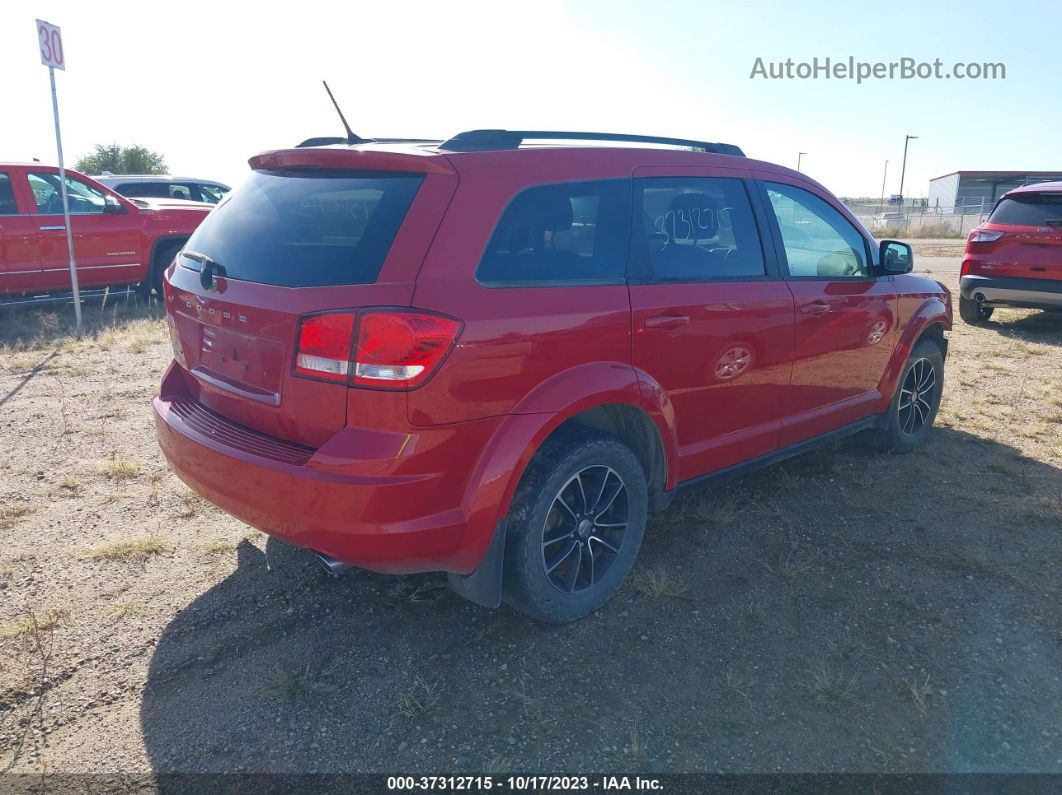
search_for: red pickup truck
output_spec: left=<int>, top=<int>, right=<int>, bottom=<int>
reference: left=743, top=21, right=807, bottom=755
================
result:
left=0, top=163, right=210, bottom=304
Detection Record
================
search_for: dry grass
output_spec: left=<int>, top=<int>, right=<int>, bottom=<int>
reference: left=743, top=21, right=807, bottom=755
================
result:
left=86, top=537, right=167, bottom=563
left=397, top=675, right=440, bottom=719
left=0, top=503, right=35, bottom=530
left=629, top=568, right=686, bottom=599
left=104, top=458, right=142, bottom=481
left=172, top=492, right=200, bottom=519
left=102, top=601, right=145, bottom=620
left=761, top=548, right=813, bottom=583
left=901, top=673, right=932, bottom=715
left=0, top=299, right=164, bottom=354
left=810, top=663, right=862, bottom=710
left=262, top=663, right=339, bottom=703
left=0, top=608, right=64, bottom=638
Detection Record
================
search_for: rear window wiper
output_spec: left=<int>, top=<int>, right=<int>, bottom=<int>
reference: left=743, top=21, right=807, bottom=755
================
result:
left=181, top=250, right=225, bottom=274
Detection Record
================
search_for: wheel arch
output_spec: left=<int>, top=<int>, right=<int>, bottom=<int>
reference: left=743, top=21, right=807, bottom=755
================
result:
left=876, top=295, right=951, bottom=413
left=148, top=235, right=189, bottom=281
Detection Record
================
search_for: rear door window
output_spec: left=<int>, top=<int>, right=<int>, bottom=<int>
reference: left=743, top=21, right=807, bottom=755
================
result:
left=118, top=182, right=169, bottom=198
left=196, top=183, right=229, bottom=204
left=635, top=177, right=765, bottom=282
left=989, top=194, right=1062, bottom=226
left=179, top=170, right=424, bottom=287
left=476, top=179, right=631, bottom=286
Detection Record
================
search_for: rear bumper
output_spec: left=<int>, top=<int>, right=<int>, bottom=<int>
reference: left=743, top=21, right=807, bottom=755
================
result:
left=959, top=274, right=1062, bottom=310
left=153, top=362, right=504, bottom=574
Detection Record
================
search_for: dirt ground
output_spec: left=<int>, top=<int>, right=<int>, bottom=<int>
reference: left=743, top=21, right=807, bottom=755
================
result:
left=1, top=275, right=1060, bottom=777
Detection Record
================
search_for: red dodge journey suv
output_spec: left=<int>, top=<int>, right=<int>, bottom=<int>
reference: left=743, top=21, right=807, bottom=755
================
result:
left=960, top=181, right=1062, bottom=324
left=154, top=130, right=952, bottom=622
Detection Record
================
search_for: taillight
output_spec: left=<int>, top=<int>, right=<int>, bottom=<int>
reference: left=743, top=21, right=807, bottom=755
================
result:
left=353, top=310, right=461, bottom=389
left=968, top=229, right=1005, bottom=244
left=293, top=309, right=460, bottom=389
left=294, top=312, right=356, bottom=383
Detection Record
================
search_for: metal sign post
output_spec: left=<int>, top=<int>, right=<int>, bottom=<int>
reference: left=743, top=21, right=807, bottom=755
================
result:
left=36, top=19, right=81, bottom=329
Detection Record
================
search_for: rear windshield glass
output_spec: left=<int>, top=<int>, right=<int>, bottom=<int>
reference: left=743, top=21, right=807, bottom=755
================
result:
left=180, top=170, right=424, bottom=287
left=988, top=193, right=1062, bottom=226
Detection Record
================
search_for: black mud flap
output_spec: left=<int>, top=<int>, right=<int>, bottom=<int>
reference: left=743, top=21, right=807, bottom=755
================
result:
left=447, top=520, right=507, bottom=608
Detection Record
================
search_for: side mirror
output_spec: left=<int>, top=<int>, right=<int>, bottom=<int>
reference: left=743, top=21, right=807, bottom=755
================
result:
left=103, top=195, right=125, bottom=215
left=879, top=240, right=913, bottom=274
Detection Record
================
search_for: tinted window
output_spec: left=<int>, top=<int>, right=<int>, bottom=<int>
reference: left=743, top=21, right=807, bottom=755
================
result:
left=477, top=180, right=631, bottom=285
left=766, top=183, right=869, bottom=277
left=637, top=177, right=764, bottom=282
left=196, top=183, right=229, bottom=204
left=989, top=193, right=1062, bottom=226
left=28, top=172, right=107, bottom=214
left=117, top=182, right=170, bottom=198
left=180, top=170, right=423, bottom=287
left=0, top=173, right=16, bottom=215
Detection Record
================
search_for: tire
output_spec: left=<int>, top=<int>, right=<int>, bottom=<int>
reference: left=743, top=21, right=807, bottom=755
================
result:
left=869, top=338, right=945, bottom=453
left=503, top=434, right=648, bottom=623
left=141, top=241, right=183, bottom=300
left=958, top=295, right=993, bottom=324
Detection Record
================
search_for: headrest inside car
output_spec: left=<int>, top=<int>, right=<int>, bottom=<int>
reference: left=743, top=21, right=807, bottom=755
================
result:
left=667, top=192, right=720, bottom=239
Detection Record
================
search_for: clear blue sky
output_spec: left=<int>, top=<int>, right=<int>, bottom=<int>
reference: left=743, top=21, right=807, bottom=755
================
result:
left=3, top=0, right=1058, bottom=197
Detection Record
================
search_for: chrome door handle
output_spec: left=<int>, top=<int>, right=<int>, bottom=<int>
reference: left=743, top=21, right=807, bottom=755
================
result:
left=39, top=225, right=66, bottom=231
left=644, top=314, right=690, bottom=330
left=800, top=302, right=831, bottom=316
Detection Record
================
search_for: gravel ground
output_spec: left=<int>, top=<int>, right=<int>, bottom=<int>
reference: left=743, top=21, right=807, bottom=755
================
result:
left=1, top=275, right=1060, bottom=776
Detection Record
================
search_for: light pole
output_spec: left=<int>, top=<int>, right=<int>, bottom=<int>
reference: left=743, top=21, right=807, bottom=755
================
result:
left=879, top=160, right=889, bottom=211
left=797, top=152, right=806, bottom=172
left=898, top=135, right=918, bottom=206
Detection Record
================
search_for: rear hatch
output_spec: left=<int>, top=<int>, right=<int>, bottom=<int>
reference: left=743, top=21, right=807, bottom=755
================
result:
left=974, top=191, right=1062, bottom=280
left=164, top=149, right=456, bottom=447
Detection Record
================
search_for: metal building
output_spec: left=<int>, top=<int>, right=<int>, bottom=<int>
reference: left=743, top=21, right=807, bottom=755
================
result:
left=928, top=170, right=1062, bottom=213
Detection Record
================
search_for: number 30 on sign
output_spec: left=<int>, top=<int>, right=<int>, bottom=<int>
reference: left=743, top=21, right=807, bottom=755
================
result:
left=36, top=19, right=65, bottom=70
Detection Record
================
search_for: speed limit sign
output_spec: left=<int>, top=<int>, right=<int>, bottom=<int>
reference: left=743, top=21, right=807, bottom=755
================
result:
left=36, top=19, right=65, bottom=70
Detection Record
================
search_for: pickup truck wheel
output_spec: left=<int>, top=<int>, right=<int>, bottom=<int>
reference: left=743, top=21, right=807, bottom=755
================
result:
left=870, top=338, right=944, bottom=453
left=958, top=295, right=993, bottom=324
left=142, top=241, right=183, bottom=300
left=503, top=434, right=647, bottom=624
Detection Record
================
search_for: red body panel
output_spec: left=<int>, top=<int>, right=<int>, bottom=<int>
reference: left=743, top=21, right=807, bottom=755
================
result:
left=153, top=142, right=951, bottom=576
left=0, top=163, right=208, bottom=297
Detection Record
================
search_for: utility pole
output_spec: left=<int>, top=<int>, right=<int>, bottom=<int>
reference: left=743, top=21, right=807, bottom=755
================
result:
left=879, top=160, right=889, bottom=211
left=898, top=134, right=918, bottom=207
left=797, top=152, right=806, bottom=172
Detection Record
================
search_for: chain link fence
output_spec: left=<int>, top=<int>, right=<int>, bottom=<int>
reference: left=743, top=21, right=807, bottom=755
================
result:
left=848, top=200, right=989, bottom=238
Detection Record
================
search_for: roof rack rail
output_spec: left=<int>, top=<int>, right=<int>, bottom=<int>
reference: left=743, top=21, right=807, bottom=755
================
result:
left=437, top=129, right=745, bottom=157
left=296, top=136, right=443, bottom=148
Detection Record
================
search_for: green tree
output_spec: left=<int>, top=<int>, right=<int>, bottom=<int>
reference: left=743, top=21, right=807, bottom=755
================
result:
left=74, top=144, right=168, bottom=175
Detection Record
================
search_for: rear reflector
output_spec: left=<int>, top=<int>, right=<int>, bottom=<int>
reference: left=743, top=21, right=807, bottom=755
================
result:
left=292, top=309, right=460, bottom=389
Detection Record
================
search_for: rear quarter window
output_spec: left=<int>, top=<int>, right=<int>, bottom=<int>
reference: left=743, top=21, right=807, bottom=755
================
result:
left=989, top=194, right=1062, bottom=226
left=180, top=170, right=424, bottom=287
left=476, top=179, right=632, bottom=286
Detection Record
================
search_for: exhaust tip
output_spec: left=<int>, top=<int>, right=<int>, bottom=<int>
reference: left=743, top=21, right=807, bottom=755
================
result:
left=974, top=292, right=986, bottom=302
left=316, top=552, right=353, bottom=577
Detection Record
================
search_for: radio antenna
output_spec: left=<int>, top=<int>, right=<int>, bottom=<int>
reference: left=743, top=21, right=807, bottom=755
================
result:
left=322, top=80, right=363, bottom=145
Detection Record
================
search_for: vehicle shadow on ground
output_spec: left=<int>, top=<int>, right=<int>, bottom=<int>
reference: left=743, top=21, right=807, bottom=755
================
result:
left=983, top=309, right=1062, bottom=346
left=140, top=427, right=1062, bottom=777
